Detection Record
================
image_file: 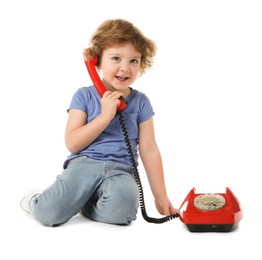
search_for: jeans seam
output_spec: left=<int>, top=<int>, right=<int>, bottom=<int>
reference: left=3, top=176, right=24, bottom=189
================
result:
left=101, top=163, right=109, bottom=198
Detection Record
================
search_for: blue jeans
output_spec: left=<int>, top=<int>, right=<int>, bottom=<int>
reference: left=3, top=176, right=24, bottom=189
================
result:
left=31, top=156, right=139, bottom=226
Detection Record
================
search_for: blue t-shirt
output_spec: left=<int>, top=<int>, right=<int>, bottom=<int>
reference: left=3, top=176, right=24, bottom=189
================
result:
left=63, top=86, right=155, bottom=168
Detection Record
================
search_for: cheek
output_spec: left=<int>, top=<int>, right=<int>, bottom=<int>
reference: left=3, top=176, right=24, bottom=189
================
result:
left=132, top=67, right=141, bottom=78
left=102, top=68, right=115, bottom=79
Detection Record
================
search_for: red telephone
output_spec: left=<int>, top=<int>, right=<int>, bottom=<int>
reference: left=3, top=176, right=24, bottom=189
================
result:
left=179, top=187, right=243, bottom=232
left=84, top=55, right=127, bottom=111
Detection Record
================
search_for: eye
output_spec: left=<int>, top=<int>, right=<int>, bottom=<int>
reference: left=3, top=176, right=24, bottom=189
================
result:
left=130, top=59, right=140, bottom=64
left=111, top=56, right=120, bottom=62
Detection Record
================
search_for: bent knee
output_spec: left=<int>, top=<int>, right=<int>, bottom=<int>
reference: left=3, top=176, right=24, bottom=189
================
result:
left=33, top=210, right=68, bottom=227
left=84, top=194, right=139, bottom=225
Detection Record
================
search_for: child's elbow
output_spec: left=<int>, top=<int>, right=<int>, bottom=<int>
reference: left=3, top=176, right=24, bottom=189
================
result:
left=65, top=139, right=81, bottom=154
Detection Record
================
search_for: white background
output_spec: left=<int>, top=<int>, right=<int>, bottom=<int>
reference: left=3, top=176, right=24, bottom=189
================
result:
left=0, top=0, right=261, bottom=259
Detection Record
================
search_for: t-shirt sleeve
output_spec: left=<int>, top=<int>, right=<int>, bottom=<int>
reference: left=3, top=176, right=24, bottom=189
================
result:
left=137, top=93, right=155, bottom=124
left=67, top=87, right=88, bottom=113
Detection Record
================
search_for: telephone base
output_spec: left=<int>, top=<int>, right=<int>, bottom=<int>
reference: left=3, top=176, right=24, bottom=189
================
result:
left=186, top=223, right=238, bottom=232
left=179, top=187, right=243, bottom=232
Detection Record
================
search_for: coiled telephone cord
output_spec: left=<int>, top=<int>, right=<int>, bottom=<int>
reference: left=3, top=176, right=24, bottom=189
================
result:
left=118, top=112, right=179, bottom=223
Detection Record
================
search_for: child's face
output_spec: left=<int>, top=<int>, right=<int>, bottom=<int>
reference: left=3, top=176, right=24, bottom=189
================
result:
left=99, top=42, right=141, bottom=95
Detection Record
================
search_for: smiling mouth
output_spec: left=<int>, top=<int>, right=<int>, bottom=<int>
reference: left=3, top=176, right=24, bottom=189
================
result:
left=115, top=75, right=129, bottom=81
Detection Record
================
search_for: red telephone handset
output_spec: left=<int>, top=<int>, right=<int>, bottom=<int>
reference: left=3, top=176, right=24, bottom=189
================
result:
left=84, top=55, right=127, bottom=111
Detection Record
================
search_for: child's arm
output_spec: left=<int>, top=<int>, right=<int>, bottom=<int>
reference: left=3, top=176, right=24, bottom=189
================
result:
left=138, top=118, right=179, bottom=215
left=65, top=91, right=122, bottom=154
left=65, top=109, right=110, bottom=154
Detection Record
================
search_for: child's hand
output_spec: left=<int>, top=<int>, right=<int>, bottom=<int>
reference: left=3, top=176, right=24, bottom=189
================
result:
left=101, top=91, right=123, bottom=120
left=154, top=196, right=180, bottom=216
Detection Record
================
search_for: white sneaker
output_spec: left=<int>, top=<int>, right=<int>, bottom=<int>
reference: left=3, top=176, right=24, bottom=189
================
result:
left=20, top=189, right=42, bottom=214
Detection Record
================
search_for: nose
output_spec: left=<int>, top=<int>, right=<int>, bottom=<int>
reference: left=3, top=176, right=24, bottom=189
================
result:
left=120, top=62, right=130, bottom=72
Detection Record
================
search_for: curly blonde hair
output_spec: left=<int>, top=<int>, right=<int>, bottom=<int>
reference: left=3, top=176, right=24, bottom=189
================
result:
left=83, top=19, right=157, bottom=75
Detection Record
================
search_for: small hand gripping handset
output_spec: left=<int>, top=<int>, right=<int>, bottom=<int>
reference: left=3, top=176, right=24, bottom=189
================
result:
left=84, top=55, right=127, bottom=111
